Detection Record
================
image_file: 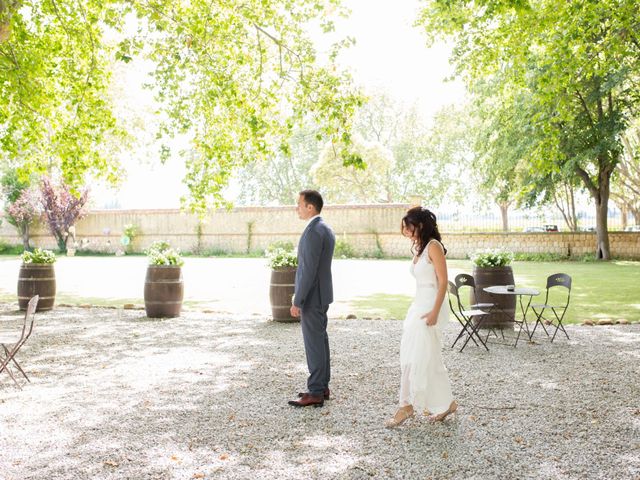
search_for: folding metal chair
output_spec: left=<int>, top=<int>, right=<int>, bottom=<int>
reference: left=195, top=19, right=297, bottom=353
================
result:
left=454, top=273, right=504, bottom=341
left=454, top=273, right=495, bottom=310
left=0, top=295, right=39, bottom=388
left=447, top=281, right=490, bottom=352
left=530, top=274, right=572, bottom=342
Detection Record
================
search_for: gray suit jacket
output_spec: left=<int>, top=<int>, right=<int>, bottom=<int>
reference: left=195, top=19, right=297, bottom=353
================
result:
left=293, top=217, right=335, bottom=308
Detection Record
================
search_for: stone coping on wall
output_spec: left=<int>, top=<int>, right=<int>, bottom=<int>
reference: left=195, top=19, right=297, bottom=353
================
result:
left=85, top=202, right=414, bottom=214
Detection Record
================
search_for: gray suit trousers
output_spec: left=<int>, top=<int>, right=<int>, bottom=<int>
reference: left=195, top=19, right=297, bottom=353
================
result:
left=301, top=304, right=330, bottom=396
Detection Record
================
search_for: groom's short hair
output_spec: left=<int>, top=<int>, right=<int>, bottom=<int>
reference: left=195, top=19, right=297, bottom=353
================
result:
left=299, top=189, right=323, bottom=213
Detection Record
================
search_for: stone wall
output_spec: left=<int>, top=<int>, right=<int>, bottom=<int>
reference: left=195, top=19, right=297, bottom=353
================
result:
left=1, top=204, right=639, bottom=259
left=443, top=231, right=639, bottom=259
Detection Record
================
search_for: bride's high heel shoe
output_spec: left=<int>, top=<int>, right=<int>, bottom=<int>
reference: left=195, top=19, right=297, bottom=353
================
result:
left=385, top=406, right=415, bottom=429
left=430, top=400, right=458, bottom=423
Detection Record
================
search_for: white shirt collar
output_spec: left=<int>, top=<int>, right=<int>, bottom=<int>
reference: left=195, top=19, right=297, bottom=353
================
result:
left=306, top=214, right=321, bottom=228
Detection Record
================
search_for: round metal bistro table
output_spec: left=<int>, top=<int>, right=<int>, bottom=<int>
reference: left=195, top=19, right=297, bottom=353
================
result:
left=483, top=286, right=540, bottom=346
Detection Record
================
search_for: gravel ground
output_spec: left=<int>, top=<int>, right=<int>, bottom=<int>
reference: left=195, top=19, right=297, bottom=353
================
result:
left=0, top=306, right=639, bottom=480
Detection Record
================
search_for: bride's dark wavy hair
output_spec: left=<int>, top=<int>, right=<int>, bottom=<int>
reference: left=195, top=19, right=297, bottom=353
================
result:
left=401, top=206, right=446, bottom=257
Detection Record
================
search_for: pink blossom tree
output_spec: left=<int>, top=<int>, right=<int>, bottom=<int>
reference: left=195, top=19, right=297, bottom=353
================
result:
left=39, top=177, right=89, bottom=253
left=6, top=188, right=40, bottom=250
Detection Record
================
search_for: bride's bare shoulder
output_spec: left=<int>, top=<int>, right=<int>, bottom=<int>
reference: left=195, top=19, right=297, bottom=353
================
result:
left=426, top=239, right=445, bottom=260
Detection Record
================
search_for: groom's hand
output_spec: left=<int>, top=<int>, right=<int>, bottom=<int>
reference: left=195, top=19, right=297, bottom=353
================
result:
left=290, top=305, right=301, bottom=318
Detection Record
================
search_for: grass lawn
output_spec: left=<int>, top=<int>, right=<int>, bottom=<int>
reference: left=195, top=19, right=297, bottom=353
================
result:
left=350, top=259, right=640, bottom=324
left=1, top=256, right=638, bottom=324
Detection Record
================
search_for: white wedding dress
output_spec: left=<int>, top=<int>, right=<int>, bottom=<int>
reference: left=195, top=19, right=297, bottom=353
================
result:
left=398, top=240, right=453, bottom=415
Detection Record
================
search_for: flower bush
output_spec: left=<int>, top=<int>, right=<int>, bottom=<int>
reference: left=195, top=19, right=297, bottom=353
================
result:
left=145, top=241, right=184, bottom=266
left=21, top=247, right=56, bottom=264
left=39, top=176, right=89, bottom=253
left=266, top=247, right=298, bottom=269
left=470, top=248, right=514, bottom=267
left=6, top=188, right=40, bottom=250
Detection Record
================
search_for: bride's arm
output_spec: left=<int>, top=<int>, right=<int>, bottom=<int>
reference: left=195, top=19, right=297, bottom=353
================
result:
left=427, top=241, right=448, bottom=321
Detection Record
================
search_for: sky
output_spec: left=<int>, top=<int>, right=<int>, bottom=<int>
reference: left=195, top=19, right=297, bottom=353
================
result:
left=333, top=0, right=465, bottom=119
left=93, top=0, right=466, bottom=210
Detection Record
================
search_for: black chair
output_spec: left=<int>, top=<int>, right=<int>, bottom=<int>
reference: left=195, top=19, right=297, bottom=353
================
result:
left=0, top=295, right=39, bottom=389
left=447, top=281, right=490, bottom=352
left=530, top=274, right=572, bottom=342
left=454, top=273, right=495, bottom=310
left=455, top=273, right=503, bottom=341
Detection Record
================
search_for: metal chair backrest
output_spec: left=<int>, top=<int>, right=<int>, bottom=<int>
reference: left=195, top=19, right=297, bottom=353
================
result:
left=447, top=281, right=463, bottom=313
left=22, top=295, right=39, bottom=343
left=543, top=273, right=571, bottom=307
left=546, top=273, right=572, bottom=290
left=9, top=295, right=39, bottom=350
left=455, top=273, right=476, bottom=309
left=455, top=273, right=475, bottom=290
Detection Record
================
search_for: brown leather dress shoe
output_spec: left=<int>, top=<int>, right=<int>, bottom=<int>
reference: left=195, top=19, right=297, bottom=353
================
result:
left=288, top=393, right=324, bottom=408
left=297, top=388, right=330, bottom=400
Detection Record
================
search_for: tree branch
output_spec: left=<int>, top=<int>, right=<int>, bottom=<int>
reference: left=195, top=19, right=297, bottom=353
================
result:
left=72, top=0, right=98, bottom=127
left=574, top=165, right=598, bottom=198
left=575, top=89, right=595, bottom=127
left=253, top=23, right=304, bottom=78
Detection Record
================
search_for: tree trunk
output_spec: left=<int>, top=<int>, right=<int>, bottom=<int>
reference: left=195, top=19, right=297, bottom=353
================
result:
left=620, top=204, right=628, bottom=230
left=595, top=197, right=610, bottom=259
left=576, top=159, right=613, bottom=260
left=21, top=223, right=30, bottom=251
left=569, top=188, right=578, bottom=231
left=498, top=201, right=509, bottom=232
left=55, top=233, right=67, bottom=253
left=594, top=168, right=612, bottom=260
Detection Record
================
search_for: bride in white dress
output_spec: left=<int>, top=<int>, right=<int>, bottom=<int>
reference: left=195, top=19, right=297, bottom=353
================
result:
left=385, top=207, right=457, bottom=428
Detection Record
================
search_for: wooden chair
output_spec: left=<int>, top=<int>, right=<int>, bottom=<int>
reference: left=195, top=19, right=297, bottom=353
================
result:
left=0, top=295, right=39, bottom=388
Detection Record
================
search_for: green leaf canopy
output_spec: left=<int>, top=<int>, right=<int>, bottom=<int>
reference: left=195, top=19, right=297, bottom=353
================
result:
left=1, top=0, right=362, bottom=213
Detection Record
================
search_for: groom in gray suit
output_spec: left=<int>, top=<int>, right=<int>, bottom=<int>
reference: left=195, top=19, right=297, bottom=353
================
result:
left=288, top=190, right=335, bottom=408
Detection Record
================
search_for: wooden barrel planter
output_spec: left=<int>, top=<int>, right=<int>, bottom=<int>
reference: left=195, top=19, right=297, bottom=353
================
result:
left=17, top=264, right=56, bottom=311
left=269, top=267, right=297, bottom=322
left=144, top=266, right=184, bottom=318
left=471, top=265, right=516, bottom=329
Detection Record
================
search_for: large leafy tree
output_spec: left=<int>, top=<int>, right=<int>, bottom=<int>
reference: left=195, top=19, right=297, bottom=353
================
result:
left=234, top=121, right=322, bottom=205
left=312, top=135, right=394, bottom=203
left=418, top=0, right=640, bottom=259
left=612, top=121, right=640, bottom=227
left=118, top=0, right=363, bottom=213
left=311, top=91, right=464, bottom=206
left=470, top=78, right=583, bottom=232
left=0, top=0, right=127, bottom=188
left=235, top=91, right=450, bottom=206
left=1, top=0, right=362, bottom=213
left=353, top=92, right=447, bottom=205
